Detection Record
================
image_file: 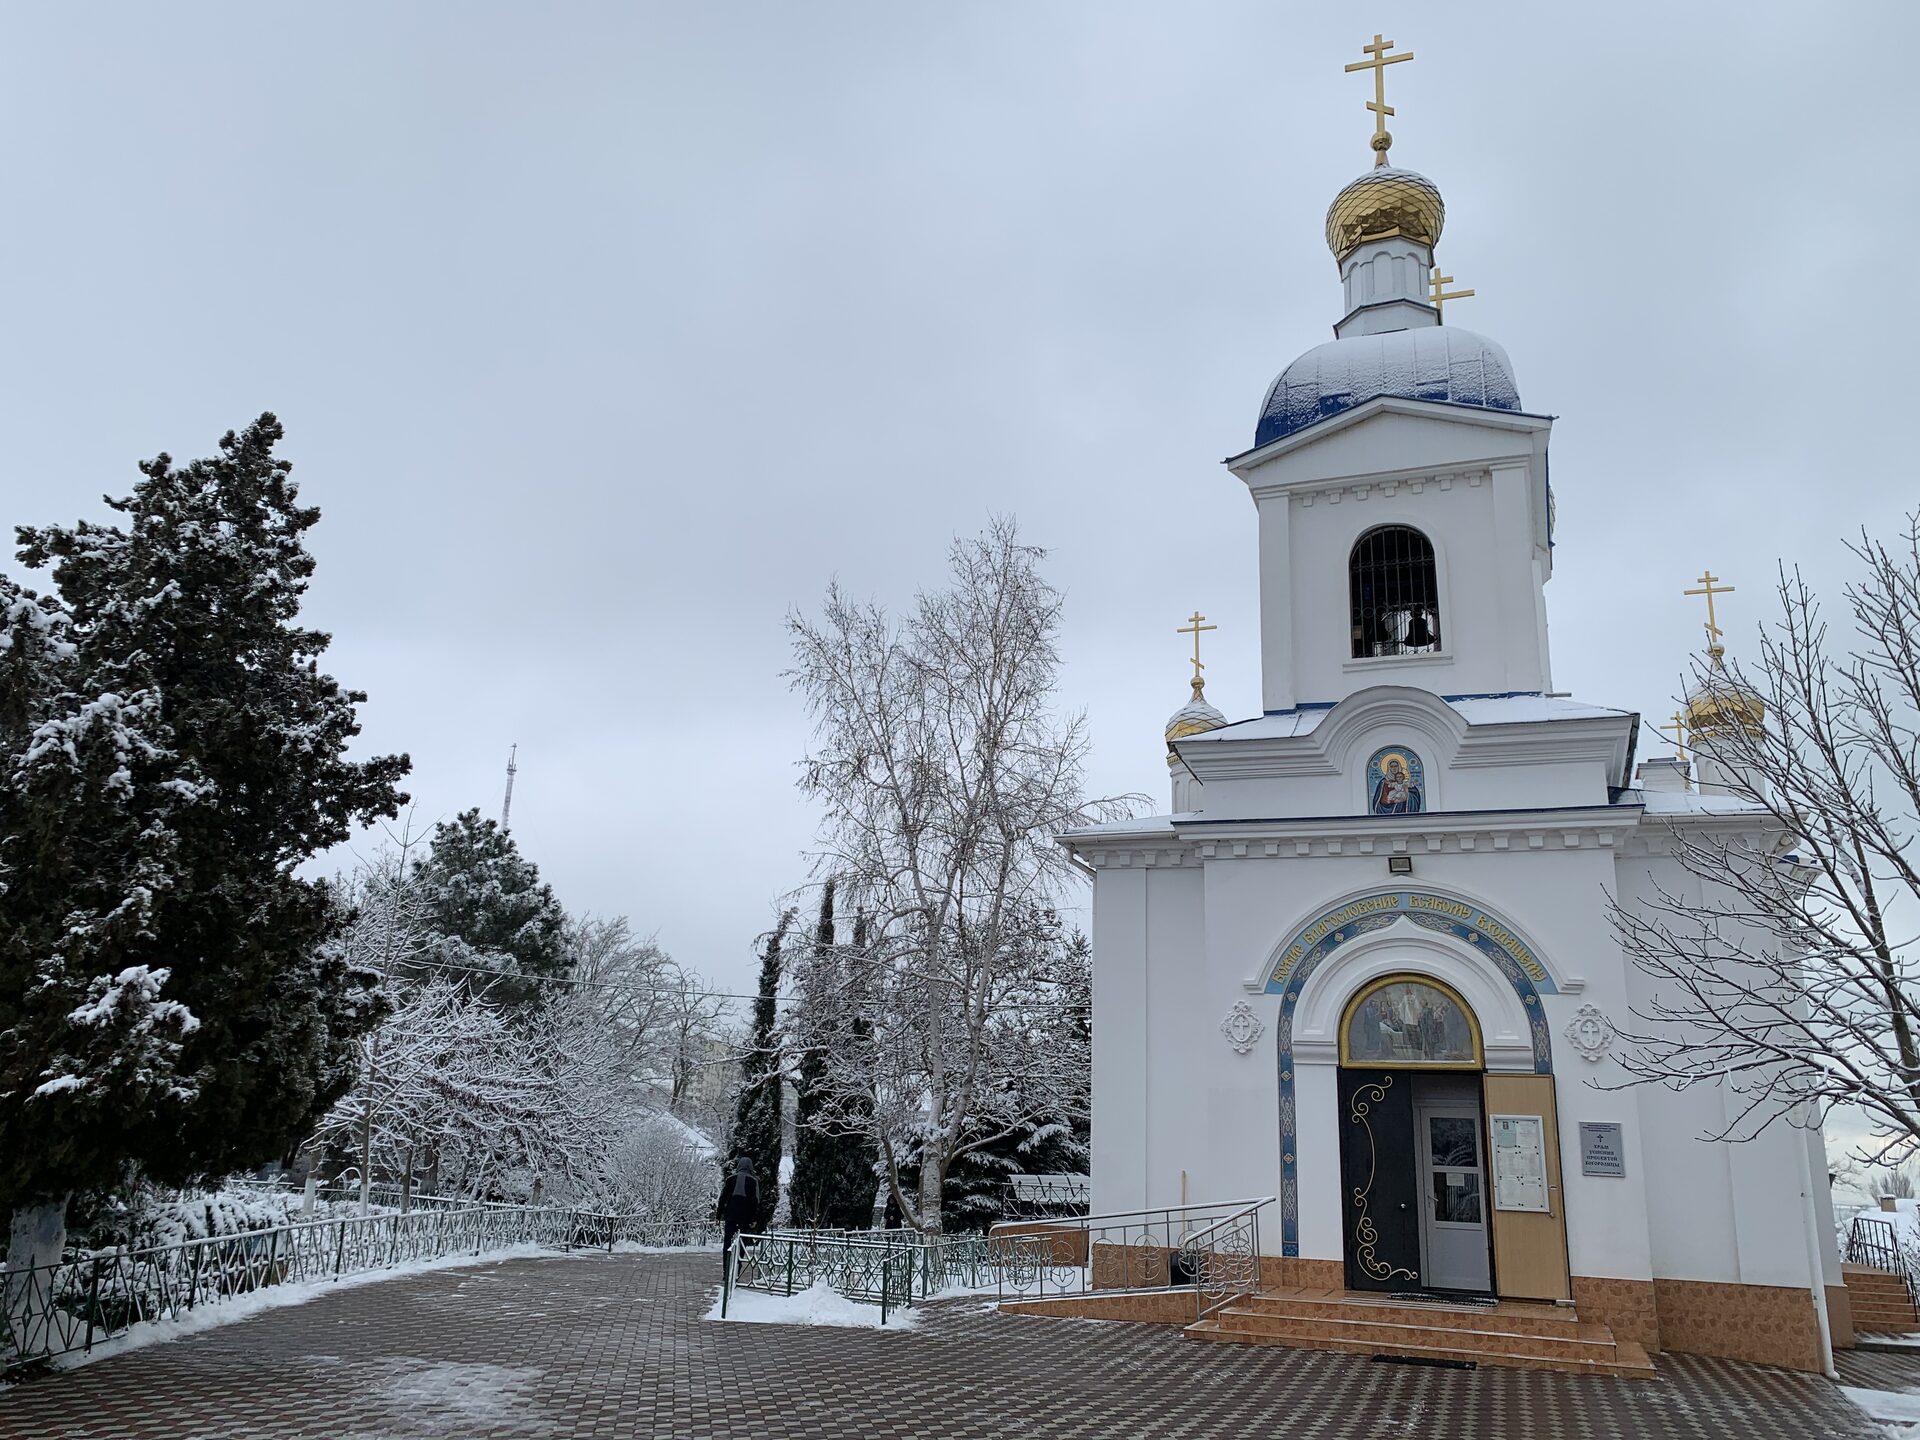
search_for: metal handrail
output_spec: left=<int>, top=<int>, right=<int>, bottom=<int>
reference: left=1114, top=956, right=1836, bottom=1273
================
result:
left=986, top=1195, right=1274, bottom=1319
left=988, top=1196, right=1277, bottom=1237
left=1848, top=1214, right=1920, bottom=1307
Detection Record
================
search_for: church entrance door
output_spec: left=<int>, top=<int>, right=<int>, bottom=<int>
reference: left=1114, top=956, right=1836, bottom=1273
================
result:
left=1413, top=1076, right=1491, bottom=1292
left=1336, top=1068, right=1420, bottom=1292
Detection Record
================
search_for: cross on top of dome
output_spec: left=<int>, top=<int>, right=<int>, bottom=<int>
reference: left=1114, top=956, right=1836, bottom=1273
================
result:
left=1344, top=32, right=1414, bottom=168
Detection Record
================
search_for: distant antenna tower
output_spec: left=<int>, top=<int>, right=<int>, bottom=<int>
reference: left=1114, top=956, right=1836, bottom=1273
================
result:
left=501, top=744, right=518, bottom=829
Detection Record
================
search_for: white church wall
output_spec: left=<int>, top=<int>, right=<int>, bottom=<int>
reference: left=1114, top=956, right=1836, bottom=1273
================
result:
left=1183, top=703, right=1618, bottom=822
left=1805, top=1125, right=1845, bottom=1286
left=1144, top=865, right=1208, bottom=1211
left=1237, top=408, right=1552, bottom=712
left=1089, top=868, right=1148, bottom=1218
left=1614, top=850, right=1822, bottom=1291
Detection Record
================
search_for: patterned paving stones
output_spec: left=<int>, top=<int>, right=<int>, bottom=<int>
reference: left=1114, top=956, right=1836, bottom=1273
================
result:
left=0, top=1252, right=1893, bottom=1439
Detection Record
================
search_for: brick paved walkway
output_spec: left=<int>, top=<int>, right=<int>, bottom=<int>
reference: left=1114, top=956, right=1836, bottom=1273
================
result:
left=0, top=1252, right=1895, bottom=1438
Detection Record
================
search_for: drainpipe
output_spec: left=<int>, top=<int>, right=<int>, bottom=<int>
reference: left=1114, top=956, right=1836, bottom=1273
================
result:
left=1795, top=1105, right=1838, bottom=1379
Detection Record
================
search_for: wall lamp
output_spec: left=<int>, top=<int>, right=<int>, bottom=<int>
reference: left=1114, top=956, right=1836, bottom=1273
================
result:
left=1387, top=855, right=1414, bottom=876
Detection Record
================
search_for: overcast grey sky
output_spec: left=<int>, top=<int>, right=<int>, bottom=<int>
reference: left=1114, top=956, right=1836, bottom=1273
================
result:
left=4, top=4, right=1914, bottom=1003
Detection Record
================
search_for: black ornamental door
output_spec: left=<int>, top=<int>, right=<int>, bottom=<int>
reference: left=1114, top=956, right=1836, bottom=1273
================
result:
left=1338, top=1068, right=1421, bottom=1293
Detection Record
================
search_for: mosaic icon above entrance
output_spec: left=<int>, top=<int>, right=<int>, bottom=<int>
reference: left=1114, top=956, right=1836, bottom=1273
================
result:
left=1366, top=745, right=1425, bottom=814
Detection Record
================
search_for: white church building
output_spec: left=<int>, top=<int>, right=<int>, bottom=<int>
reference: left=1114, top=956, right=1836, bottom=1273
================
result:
left=1061, top=49, right=1850, bottom=1375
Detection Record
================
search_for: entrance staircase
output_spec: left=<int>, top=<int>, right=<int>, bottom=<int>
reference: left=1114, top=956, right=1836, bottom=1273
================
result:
left=1846, top=1263, right=1920, bottom=1335
left=1184, top=1288, right=1655, bottom=1377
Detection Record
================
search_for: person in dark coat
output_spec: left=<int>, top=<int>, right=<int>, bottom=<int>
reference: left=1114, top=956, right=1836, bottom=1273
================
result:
left=716, top=1156, right=760, bottom=1256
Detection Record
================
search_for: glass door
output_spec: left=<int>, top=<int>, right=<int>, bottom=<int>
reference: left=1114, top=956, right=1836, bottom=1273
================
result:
left=1415, top=1107, right=1491, bottom=1292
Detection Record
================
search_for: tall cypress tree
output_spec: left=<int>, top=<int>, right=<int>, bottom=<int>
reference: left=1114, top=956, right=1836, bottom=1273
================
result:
left=789, top=887, right=882, bottom=1229
left=1, top=416, right=409, bottom=1264
left=730, top=909, right=792, bottom=1233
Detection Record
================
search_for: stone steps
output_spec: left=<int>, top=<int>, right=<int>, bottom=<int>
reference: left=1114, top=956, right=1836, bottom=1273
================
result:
left=1183, top=1291, right=1655, bottom=1378
left=1845, top=1264, right=1920, bottom=1333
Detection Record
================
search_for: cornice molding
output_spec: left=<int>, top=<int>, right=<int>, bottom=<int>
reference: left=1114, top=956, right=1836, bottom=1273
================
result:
left=1225, top=395, right=1553, bottom=480
left=1072, top=804, right=1645, bottom=870
left=1175, top=687, right=1635, bottom=786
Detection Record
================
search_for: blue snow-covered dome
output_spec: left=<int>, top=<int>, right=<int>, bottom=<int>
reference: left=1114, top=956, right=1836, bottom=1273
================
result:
left=1254, top=326, right=1521, bottom=448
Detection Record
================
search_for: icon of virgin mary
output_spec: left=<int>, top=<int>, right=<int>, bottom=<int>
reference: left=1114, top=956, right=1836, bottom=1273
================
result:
left=1370, top=753, right=1424, bottom=815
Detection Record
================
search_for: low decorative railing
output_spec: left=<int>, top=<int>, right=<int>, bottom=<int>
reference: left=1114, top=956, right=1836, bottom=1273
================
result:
left=1848, top=1213, right=1920, bottom=1305
left=722, top=1233, right=914, bottom=1324
left=986, top=1196, right=1273, bottom=1320
left=2, top=1203, right=719, bottom=1372
left=720, top=1228, right=995, bottom=1325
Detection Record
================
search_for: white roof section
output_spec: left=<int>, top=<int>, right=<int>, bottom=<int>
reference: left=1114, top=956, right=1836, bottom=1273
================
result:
left=1061, top=813, right=1190, bottom=841
left=1178, top=693, right=1631, bottom=745
left=1629, top=789, right=1772, bottom=817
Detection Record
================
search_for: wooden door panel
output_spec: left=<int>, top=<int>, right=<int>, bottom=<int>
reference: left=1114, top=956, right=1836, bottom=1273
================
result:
left=1482, top=1073, right=1571, bottom=1302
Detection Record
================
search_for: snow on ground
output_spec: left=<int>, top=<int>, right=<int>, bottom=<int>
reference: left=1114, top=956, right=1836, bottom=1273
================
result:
left=1844, top=1386, right=1920, bottom=1436
left=48, top=1243, right=709, bottom=1373
left=704, top=1279, right=920, bottom=1330
left=927, top=1274, right=1003, bottom=1300
left=380, top=1359, right=541, bottom=1424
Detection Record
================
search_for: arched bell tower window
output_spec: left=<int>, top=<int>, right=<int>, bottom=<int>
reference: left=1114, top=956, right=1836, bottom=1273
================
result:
left=1350, top=525, right=1442, bottom=659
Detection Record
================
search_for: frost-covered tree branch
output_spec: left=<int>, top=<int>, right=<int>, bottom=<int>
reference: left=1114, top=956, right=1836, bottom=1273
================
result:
left=784, top=518, right=1134, bottom=1231
left=1608, top=513, right=1920, bottom=1165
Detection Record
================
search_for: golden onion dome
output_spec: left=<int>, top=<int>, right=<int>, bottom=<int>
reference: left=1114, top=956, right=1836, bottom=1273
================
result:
left=1166, top=680, right=1227, bottom=749
left=1324, top=167, right=1445, bottom=263
left=1683, top=659, right=1766, bottom=738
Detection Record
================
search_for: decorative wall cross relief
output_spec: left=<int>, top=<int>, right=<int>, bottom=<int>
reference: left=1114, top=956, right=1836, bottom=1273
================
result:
left=1564, top=1004, right=1615, bottom=1063
left=1220, top=1000, right=1266, bottom=1055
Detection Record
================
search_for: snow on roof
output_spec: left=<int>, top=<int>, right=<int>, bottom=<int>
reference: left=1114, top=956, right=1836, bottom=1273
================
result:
left=1447, top=695, right=1631, bottom=725
left=1255, top=326, right=1522, bottom=447
left=637, top=1109, right=718, bottom=1159
left=1059, top=813, right=1189, bottom=841
left=1629, top=789, right=1771, bottom=817
left=1178, top=694, right=1630, bottom=745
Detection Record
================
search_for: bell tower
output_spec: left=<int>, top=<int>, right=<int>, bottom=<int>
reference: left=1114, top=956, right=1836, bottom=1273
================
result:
left=1226, top=37, right=1554, bottom=714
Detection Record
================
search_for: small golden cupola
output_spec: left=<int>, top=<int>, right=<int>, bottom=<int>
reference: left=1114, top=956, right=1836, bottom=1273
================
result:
left=1325, top=168, right=1445, bottom=263
left=1324, top=32, right=1446, bottom=264
left=1166, top=610, right=1227, bottom=756
left=1680, top=570, right=1767, bottom=741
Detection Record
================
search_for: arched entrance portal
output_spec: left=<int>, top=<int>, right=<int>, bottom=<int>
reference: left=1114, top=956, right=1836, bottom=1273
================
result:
left=1337, top=975, right=1493, bottom=1294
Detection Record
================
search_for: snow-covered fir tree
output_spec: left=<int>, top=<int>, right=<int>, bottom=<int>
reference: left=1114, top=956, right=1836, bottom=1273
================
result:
left=409, top=808, right=568, bottom=1009
left=1, top=415, right=409, bottom=1272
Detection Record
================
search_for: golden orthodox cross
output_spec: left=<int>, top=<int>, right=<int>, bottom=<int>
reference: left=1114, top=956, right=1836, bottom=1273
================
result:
left=1658, top=711, right=1694, bottom=790
left=1430, top=267, right=1474, bottom=321
left=1683, top=570, right=1735, bottom=656
left=1345, top=33, right=1414, bottom=166
left=1658, top=710, right=1689, bottom=759
left=1177, top=611, right=1217, bottom=694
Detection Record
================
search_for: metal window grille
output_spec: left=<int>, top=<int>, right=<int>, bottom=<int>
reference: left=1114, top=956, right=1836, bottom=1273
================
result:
left=1349, top=525, right=1442, bottom=658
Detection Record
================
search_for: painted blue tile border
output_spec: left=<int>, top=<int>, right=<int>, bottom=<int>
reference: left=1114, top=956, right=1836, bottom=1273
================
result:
left=1263, top=889, right=1558, bottom=1258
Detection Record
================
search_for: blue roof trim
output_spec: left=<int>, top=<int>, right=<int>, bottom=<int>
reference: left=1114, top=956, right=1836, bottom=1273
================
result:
left=1253, top=325, right=1522, bottom=448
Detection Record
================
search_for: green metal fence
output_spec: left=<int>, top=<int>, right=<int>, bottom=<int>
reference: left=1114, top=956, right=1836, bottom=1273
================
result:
left=1, top=1204, right=719, bottom=1372
left=719, top=1229, right=994, bottom=1325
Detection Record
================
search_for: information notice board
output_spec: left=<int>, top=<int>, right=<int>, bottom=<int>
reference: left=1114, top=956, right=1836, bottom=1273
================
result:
left=1578, top=1121, right=1626, bottom=1177
left=1489, top=1113, right=1549, bottom=1212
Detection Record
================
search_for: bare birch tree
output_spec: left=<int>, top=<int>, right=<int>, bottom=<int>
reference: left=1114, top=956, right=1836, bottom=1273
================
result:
left=1609, top=513, right=1920, bottom=1165
left=786, top=518, right=1133, bottom=1231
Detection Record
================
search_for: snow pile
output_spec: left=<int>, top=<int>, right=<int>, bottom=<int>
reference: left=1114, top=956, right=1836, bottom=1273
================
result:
left=705, top=1279, right=919, bottom=1330
left=1844, top=1386, right=1920, bottom=1436
left=84, top=1184, right=365, bottom=1255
